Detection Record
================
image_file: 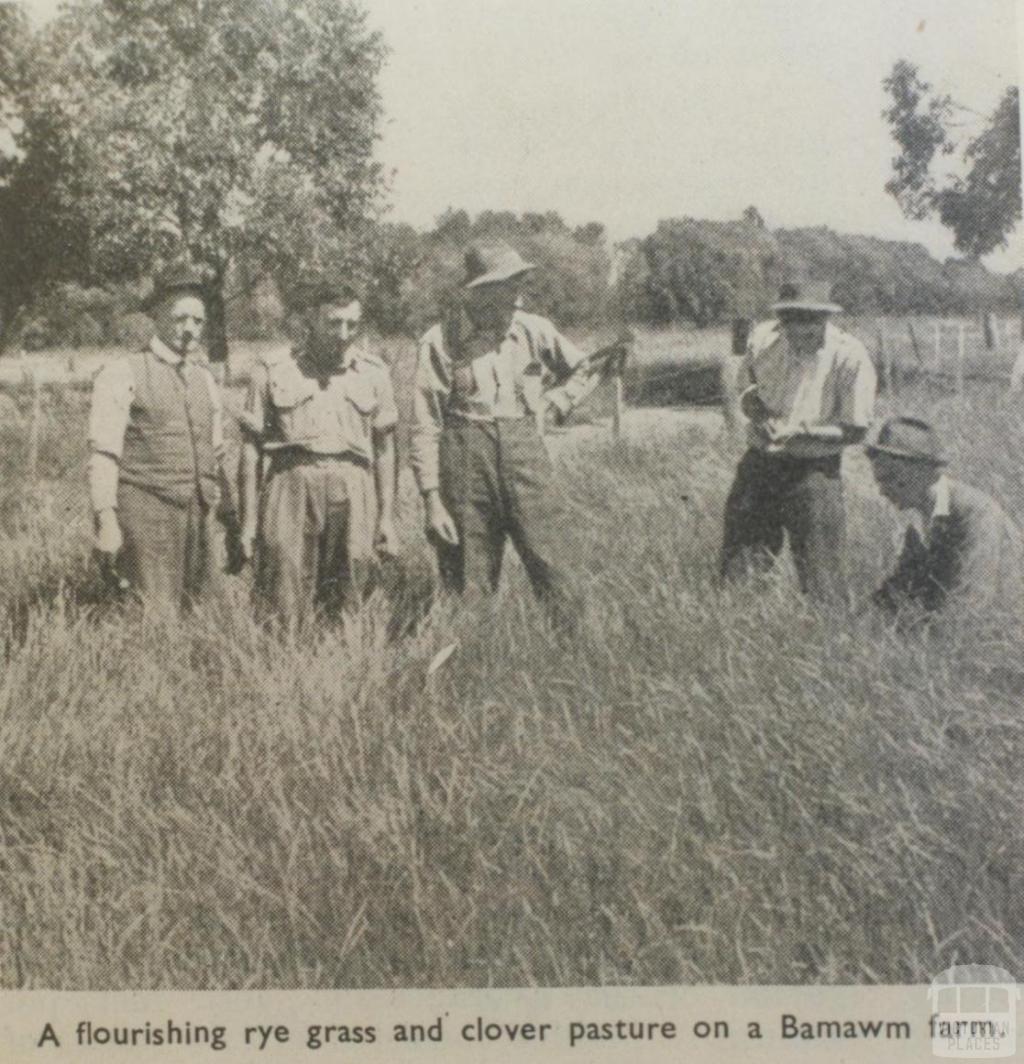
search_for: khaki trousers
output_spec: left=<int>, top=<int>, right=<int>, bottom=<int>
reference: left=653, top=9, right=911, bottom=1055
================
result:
left=256, top=452, right=376, bottom=626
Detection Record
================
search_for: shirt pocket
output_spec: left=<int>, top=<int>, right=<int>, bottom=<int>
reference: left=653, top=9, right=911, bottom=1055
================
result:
left=342, top=375, right=378, bottom=418
left=517, top=361, right=543, bottom=413
left=268, top=363, right=317, bottom=410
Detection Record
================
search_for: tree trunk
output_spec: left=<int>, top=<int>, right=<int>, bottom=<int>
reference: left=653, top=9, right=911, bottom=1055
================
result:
left=0, top=294, right=24, bottom=356
left=204, top=271, right=230, bottom=381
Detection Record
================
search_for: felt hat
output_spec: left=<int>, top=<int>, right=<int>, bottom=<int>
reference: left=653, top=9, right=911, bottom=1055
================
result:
left=143, top=263, right=206, bottom=311
left=866, top=416, right=948, bottom=465
left=464, top=240, right=536, bottom=289
left=772, top=279, right=843, bottom=316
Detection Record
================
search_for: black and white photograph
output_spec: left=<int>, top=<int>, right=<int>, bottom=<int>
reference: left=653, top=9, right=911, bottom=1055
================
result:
left=0, top=0, right=1022, bottom=1008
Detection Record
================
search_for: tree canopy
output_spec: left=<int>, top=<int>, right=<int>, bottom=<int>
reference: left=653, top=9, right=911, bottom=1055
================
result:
left=883, top=59, right=1021, bottom=260
left=26, top=0, right=388, bottom=359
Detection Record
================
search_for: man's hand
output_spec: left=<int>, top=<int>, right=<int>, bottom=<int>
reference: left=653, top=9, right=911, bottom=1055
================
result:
left=771, top=421, right=844, bottom=444
left=424, top=491, right=459, bottom=546
left=751, top=416, right=789, bottom=447
left=239, top=520, right=258, bottom=562
left=94, top=508, right=123, bottom=556
left=739, top=385, right=772, bottom=424
left=375, top=514, right=399, bottom=557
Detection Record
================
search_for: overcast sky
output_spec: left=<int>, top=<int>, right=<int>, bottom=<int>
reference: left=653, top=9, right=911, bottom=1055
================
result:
left=21, top=0, right=1024, bottom=270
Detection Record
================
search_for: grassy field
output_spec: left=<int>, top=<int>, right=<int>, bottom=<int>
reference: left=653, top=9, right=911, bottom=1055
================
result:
left=0, top=332, right=1022, bottom=989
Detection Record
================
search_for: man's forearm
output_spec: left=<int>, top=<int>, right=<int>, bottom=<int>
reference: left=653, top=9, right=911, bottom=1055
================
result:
left=239, top=440, right=261, bottom=532
left=374, top=429, right=397, bottom=518
left=88, top=451, right=120, bottom=513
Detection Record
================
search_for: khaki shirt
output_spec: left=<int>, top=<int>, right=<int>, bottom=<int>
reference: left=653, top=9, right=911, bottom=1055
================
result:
left=410, top=309, right=596, bottom=493
left=743, top=320, right=876, bottom=458
left=241, top=342, right=397, bottom=461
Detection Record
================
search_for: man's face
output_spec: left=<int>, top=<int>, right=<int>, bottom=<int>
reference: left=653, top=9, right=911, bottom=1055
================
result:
left=780, top=313, right=828, bottom=356
left=870, top=452, right=938, bottom=511
left=309, top=298, right=362, bottom=363
left=464, top=278, right=519, bottom=334
left=153, top=293, right=205, bottom=357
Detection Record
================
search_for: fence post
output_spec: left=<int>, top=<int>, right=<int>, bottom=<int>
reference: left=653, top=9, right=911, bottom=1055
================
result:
left=26, top=369, right=41, bottom=482
left=876, top=322, right=890, bottom=394
left=933, top=321, right=942, bottom=367
left=612, top=366, right=624, bottom=440
left=956, top=323, right=966, bottom=397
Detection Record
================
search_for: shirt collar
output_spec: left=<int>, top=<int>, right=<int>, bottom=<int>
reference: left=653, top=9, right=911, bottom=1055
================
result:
left=343, top=337, right=367, bottom=370
left=928, top=474, right=951, bottom=524
left=150, top=335, right=184, bottom=366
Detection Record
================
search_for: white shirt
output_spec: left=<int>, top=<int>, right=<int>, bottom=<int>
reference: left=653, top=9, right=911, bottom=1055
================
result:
left=743, top=320, right=877, bottom=458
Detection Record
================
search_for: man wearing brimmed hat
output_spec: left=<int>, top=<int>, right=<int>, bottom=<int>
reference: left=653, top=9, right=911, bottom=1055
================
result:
left=410, top=239, right=599, bottom=622
left=237, top=274, right=397, bottom=627
left=868, top=416, right=1024, bottom=617
left=88, top=263, right=225, bottom=610
left=719, top=280, right=876, bottom=600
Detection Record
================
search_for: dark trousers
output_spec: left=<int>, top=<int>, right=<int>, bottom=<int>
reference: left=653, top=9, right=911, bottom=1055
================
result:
left=435, top=417, right=577, bottom=624
left=118, top=482, right=218, bottom=611
left=719, top=448, right=847, bottom=600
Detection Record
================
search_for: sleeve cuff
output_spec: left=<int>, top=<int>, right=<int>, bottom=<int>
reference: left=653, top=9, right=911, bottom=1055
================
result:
left=545, top=388, right=572, bottom=415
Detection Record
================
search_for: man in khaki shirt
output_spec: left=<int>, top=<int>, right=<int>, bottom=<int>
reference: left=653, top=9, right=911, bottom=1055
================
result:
left=88, top=264, right=224, bottom=610
left=410, top=240, right=599, bottom=626
left=719, top=280, right=877, bottom=600
left=238, top=278, right=397, bottom=627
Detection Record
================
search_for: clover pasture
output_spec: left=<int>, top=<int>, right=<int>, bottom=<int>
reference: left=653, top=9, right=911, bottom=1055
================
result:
left=0, top=338, right=1021, bottom=988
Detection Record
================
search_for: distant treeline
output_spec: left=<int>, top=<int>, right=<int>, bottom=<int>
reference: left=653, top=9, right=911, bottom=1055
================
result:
left=18, top=208, right=1023, bottom=349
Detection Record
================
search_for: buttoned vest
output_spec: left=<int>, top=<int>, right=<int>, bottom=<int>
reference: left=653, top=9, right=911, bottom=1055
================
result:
left=118, top=349, right=219, bottom=507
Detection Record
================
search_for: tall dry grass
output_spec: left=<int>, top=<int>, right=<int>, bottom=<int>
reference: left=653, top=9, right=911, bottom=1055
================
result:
left=0, top=359, right=1022, bottom=989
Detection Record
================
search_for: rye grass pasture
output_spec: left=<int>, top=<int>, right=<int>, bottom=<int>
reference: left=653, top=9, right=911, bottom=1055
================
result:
left=0, top=328, right=1022, bottom=989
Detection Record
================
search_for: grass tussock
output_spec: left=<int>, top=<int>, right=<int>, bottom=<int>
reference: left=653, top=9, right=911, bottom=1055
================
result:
left=0, top=370, right=1022, bottom=989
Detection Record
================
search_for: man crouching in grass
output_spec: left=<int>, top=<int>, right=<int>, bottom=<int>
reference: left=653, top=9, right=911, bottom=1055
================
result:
left=868, top=416, right=1024, bottom=622
left=719, top=280, right=876, bottom=602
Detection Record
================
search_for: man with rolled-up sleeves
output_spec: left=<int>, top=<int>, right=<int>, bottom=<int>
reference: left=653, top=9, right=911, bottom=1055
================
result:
left=719, top=280, right=877, bottom=601
left=410, top=240, right=599, bottom=628
left=88, top=265, right=224, bottom=611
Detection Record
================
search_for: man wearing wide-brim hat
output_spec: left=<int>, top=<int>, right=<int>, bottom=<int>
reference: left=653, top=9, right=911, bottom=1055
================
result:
left=410, top=239, right=600, bottom=624
left=88, top=263, right=225, bottom=610
left=868, top=416, right=1024, bottom=618
left=719, top=280, right=877, bottom=600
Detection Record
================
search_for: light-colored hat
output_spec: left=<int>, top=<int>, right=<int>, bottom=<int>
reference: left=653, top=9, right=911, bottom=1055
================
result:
left=866, top=416, right=948, bottom=465
left=464, top=240, right=536, bottom=289
left=772, top=280, right=843, bottom=316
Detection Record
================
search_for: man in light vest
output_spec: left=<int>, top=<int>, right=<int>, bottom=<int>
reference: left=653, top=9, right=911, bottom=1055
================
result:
left=88, top=264, right=224, bottom=610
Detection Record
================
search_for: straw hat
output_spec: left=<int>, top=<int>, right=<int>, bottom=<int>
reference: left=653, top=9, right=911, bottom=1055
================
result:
left=772, top=280, right=843, bottom=316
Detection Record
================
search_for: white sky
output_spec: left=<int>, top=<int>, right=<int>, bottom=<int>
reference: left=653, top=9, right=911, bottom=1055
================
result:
left=20, top=0, right=1024, bottom=270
